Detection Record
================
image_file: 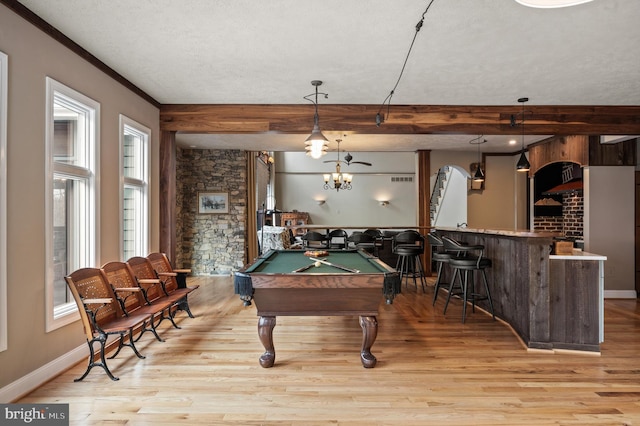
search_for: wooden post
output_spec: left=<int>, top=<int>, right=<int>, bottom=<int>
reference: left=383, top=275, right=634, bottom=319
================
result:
left=159, top=130, right=176, bottom=266
left=417, top=150, right=432, bottom=276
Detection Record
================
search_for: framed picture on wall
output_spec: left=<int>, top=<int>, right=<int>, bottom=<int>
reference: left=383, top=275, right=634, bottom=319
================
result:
left=198, top=192, right=229, bottom=214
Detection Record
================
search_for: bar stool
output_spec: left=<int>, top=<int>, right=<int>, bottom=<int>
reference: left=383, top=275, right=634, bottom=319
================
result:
left=392, top=230, right=426, bottom=292
left=301, top=231, right=329, bottom=249
left=426, top=232, right=452, bottom=306
left=364, top=229, right=384, bottom=257
left=441, top=236, right=495, bottom=323
left=348, top=232, right=377, bottom=255
left=328, top=229, right=349, bottom=249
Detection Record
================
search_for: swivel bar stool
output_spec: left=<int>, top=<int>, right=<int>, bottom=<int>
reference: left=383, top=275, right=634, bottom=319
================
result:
left=427, top=232, right=452, bottom=306
left=348, top=232, right=377, bottom=255
left=363, top=229, right=384, bottom=257
left=392, top=230, right=426, bottom=292
left=301, top=231, right=329, bottom=249
left=327, top=229, right=349, bottom=249
left=441, top=236, right=495, bottom=323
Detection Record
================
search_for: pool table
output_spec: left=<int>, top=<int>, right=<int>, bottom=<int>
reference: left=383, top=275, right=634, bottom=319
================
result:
left=234, top=249, right=400, bottom=368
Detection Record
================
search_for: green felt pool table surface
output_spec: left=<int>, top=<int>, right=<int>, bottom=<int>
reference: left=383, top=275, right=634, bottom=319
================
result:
left=245, top=249, right=389, bottom=275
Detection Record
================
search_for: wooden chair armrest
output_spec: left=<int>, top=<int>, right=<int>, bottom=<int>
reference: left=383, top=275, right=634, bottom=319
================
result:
left=174, top=269, right=191, bottom=274
left=157, top=272, right=177, bottom=277
left=83, top=298, right=112, bottom=304
left=137, top=278, right=160, bottom=284
left=114, top=287, right=141, bottom=292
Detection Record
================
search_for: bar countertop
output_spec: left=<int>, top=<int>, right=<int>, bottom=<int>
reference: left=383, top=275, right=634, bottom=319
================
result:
left=549, top=249, right=607, bottom=261
left=436, top=227, right=606, bottom=260
left=435, top=226, right=557, bottom=239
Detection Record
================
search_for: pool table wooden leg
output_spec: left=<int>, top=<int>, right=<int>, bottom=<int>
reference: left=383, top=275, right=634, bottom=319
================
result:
left=258, top=316, right=276, bottom=368
left=359, top=315, right=378, bottom=368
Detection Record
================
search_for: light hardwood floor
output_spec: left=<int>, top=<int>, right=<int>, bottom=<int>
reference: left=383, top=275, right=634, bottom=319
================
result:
left=18, top=275, right=640, bottom=425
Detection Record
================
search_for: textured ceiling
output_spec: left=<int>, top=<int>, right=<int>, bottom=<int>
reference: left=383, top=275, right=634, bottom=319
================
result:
left=16, top=0, right=640, bottom=152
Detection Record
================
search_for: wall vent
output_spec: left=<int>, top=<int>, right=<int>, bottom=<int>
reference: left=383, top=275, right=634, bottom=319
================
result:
left=391, top=176, right=413, bottom=182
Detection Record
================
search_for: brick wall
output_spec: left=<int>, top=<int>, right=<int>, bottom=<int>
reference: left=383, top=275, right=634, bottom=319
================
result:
left=533, top=192, right=583, bottom=238
left=562, top=193, right=583, bottom=238
left=534, top=216, right=563, bottom=233
left=176, top=148, right=247, bottom=275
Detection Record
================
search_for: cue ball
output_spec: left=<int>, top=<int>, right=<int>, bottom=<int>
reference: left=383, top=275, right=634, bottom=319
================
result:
left=314, top=261, right=321, bottom=267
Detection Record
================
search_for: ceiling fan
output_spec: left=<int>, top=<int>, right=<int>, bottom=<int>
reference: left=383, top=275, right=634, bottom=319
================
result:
left=323, top=138, right=372, bottom=166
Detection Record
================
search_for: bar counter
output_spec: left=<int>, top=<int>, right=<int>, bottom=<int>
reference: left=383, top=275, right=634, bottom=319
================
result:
left=436, top=227, right=606, bottom=353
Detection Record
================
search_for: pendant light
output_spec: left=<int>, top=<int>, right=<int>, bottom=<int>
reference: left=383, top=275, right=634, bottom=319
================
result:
left=303, top=80, right=329, bottom=159
left=469, top=135, right=486, bottom=182
left=515, top=0, right=594, bottom=8
left=514, top=97, right=531, bottom=172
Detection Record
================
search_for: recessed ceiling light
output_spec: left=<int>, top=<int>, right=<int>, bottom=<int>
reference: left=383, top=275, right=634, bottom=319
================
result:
left=509, top=139, right=517, bottom=145
left=515, top=0, right=594, bottom=8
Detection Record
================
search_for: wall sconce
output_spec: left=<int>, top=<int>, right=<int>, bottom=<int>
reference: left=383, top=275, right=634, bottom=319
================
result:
left=379, top=200, right=390, bottom=207
left=316, top=200, right=326, bottom=206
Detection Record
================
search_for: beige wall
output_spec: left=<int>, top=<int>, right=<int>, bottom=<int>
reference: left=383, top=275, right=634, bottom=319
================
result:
left=276, top=151, right=417, bottom=227
left=0, top=5, right=159, bottom=389
left=585, top=166, right=635, bottom=293
left=431, top=151, right=525, bottom=230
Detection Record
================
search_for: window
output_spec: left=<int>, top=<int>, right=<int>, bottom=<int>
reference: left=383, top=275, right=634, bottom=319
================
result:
left=120, top=115, right=149, bottom=260
left=45, top=78, right=100, bottom=331
left=0, top=51, right=7, bottom=351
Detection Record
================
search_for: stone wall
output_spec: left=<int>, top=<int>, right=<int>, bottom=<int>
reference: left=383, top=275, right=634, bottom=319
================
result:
left=176, top=148, right=247, bottom=275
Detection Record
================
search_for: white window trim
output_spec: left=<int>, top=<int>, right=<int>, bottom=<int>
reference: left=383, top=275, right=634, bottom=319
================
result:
left=0, top=51, right=8, bottom=352
left=45, top=77, right=100, bottom=332
left=119, top=115, right=150, bottom=260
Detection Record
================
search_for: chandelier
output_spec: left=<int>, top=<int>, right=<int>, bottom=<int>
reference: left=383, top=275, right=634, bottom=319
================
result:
left=322, top=139, right=353, bottom=191
left=323, top=163, right=353, bottom=192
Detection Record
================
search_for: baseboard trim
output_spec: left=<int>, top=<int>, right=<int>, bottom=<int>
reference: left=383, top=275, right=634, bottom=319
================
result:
left=604, top=290, right=637, bottom=299
left=0, top=344, right=86, bottom=402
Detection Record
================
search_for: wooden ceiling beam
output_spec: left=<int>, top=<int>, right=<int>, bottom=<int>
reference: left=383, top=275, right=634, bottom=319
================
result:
left=160, top=104, right=640, bottom=135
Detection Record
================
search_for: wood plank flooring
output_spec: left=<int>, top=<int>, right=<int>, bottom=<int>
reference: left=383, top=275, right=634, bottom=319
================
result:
left=18, top=276, right=640, bottom=425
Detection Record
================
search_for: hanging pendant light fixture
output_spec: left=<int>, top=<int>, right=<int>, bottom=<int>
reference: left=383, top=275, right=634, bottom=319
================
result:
left=512, top=97, right=531, bottom=172
left=469, top=135, right=486, bottom=182
left=303, top=80, right=329, bottom=159
left=515, top=0, right=594, bottom=8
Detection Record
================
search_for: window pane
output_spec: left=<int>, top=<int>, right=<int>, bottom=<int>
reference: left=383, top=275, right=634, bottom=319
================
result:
left=123, top=129, right=144, bottom=180
left=53, top=176, right=91, bottom=306
left=0, top=50, right=7, bottom=351
left=53, top=97, right=89, bottom=168
left=123, top=186, right=141, bottom=260
left=120, top=116, right=148, bottom=260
